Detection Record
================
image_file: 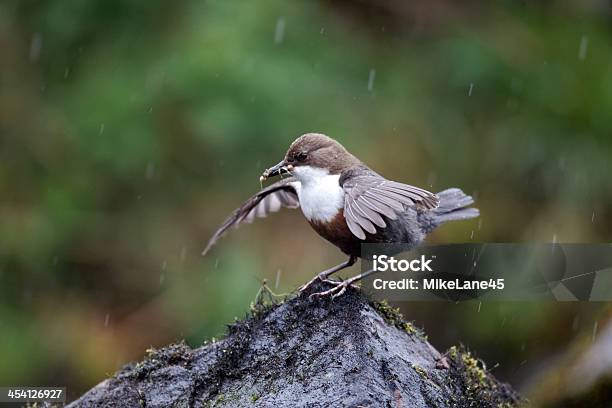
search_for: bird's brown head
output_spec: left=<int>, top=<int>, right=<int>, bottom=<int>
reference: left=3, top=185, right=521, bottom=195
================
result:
left=261, top=133, right=360, bottom=181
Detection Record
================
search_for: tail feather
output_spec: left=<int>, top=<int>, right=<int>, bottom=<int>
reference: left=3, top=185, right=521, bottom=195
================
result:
left=419, top=188, right=479, bottom=233
left=434, top=207, right=480, bottom=224
left=434, top=188, right=475, bottom=213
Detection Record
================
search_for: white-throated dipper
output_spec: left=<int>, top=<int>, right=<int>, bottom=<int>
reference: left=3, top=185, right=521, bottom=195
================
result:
left=203, top=133, right=479, bottom=298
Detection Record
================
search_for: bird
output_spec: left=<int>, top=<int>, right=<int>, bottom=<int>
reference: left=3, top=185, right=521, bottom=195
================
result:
left=203, top=133, right=479, bottom=299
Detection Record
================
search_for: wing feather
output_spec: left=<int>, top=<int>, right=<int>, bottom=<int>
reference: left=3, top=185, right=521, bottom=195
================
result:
left=342, top=168, right=438, bottom=240
left=360, top=195, right=398, bottom=220
left=346, top=204, right=377, bottom=234
left=352, top=200, right=386, bottom=228
left=386, top=181, right=439, bottom=209
left=371, top=187, right=416, bottom=206
left=344, top=209, right=366, bottom=240
left=203, top=178, right=299, bottom=255
left=363, top=190, right=404, bottom=211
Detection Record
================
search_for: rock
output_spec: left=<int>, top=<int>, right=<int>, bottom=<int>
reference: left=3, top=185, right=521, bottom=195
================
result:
left=67, top=282, right=522, bottom=407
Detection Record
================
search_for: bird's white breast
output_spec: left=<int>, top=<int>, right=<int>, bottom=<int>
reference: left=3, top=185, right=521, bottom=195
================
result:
left=291, top=166, right=344, bottom=222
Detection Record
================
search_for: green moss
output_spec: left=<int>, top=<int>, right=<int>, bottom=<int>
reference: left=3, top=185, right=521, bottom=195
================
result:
left=203, top=393, right=237, bottom=408
left=370, top=300, right=425, bottom=339
left=248, top=281, right=288, bottom=320
left=251, top=393, right=260, bottom=402
left=137, top=388, right=146, bottom=407
left=461, top=351, right=487, bottom=386
left=249, top=279, right=288, bottom=319
left=412, top=363, right=428, bottom=379
left=249, top=301, right=276, bottom=320
left=447, top=345, right=522, bottom=407
left=126, top=342, right=192, bottom=380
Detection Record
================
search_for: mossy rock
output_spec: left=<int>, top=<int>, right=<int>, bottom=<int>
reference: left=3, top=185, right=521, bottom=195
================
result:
left=68, top=282, right=522, bottom=407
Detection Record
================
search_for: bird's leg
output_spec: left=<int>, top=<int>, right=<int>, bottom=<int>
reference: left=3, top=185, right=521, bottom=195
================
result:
left=309, top=268, right=378, bottom=300
left=299, top=256, right=357, bottom=294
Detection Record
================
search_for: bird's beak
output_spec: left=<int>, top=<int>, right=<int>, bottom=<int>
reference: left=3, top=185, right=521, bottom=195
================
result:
left=260, top=160, right=293, bottom=181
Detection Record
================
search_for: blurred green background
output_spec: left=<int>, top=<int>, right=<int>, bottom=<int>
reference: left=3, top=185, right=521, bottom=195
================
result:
left=1, top=0, right=612, bottom=404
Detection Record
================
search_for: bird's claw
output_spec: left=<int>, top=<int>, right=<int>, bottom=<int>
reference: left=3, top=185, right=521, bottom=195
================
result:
left=309, top=279, right=358, bottom=300
left=298, top=274, right=326, bottom=294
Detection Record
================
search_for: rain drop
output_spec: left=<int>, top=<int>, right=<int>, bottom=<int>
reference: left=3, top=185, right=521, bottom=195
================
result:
left=274, top=17, right=286, bottom=44
left=427, top=172, right=437, bottom=188
left=146, top=162, right=155, bottom=180
left=367, top=69, right=376, bottom=92
left=275, top=269, right=282, bottom=289
left=29, top=33, right=42, bottom=62
left=572, top=315, right=580, bottom=331
left=578, top=35, right=589, bottom=61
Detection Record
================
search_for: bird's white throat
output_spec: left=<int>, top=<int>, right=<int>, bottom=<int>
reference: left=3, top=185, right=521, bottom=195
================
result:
left=291, top=166, right=344, bottom=222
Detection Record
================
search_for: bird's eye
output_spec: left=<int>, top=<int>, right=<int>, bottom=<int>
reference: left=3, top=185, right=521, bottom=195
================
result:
left=296, top=152, right=308, bottom=162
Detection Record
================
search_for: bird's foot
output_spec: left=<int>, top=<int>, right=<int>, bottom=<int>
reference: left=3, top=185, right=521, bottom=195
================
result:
left=298, top=272, right=328, bottom=294
left=298, top=257, right=358, bottom=296
left=309, top=279, right=359, bottom=300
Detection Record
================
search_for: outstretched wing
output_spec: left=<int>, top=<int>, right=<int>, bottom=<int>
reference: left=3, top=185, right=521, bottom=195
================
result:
left=342, top=169, right=439, bottom=240
left=202, top=177, right=300, bottom=255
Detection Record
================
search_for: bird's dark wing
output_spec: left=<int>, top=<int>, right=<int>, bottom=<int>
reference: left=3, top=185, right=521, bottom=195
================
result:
left=341, top=168, right=439, bottom=240
left=202, top=177, right=299, bottom=255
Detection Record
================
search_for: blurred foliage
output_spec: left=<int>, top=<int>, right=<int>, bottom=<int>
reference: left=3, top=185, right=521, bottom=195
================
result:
left=1, top=0, right=612, bottom=401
